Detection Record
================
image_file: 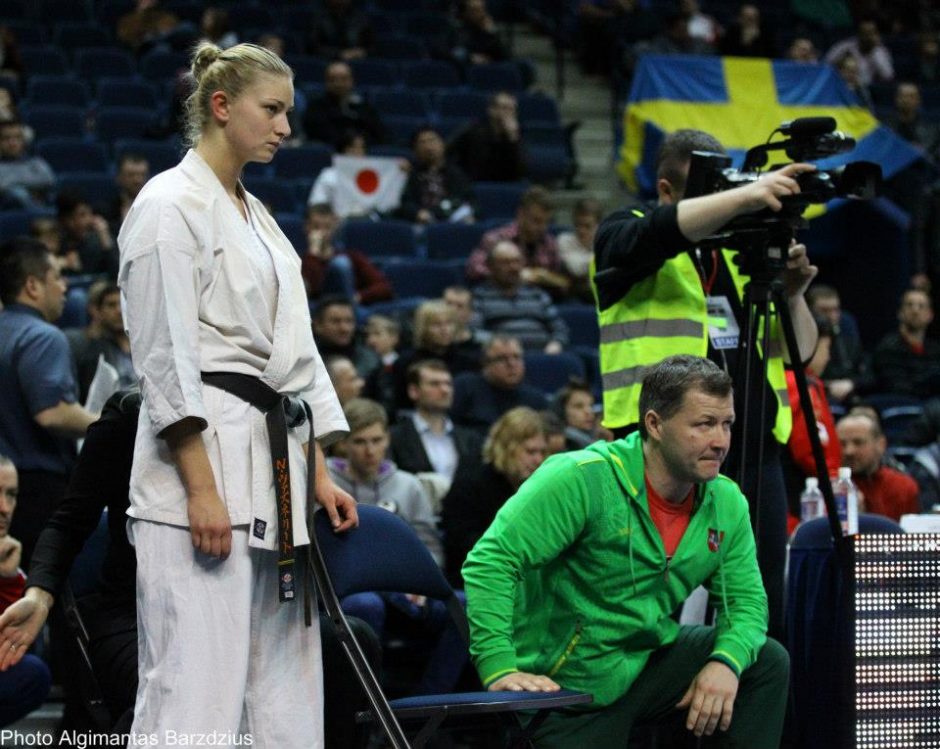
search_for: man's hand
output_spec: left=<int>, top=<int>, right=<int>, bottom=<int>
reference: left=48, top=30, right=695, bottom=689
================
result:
left=0, top=588, right=53, bottom=671
left=0, top=537, right=21, bottom=578
left=187, top=488, right=232, bottom=559
left=676, top=661, right=739, bottom=737
left=783, top=241, right=818, bottom=299
left=739, top=162, right=816, bottom=214
left=488, top=671, right=561, bottom=692
left=317, top=478, right=358, bottom=533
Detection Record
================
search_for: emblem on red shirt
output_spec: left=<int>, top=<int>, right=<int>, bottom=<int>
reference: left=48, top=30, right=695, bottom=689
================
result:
left=707, top=528, right=725, bottom=553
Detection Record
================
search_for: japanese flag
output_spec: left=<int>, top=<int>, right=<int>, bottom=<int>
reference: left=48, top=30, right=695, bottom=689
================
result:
left=332, top=155, right=407, bottom=217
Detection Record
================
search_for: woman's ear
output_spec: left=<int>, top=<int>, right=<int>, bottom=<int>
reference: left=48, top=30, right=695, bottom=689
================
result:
left=208, top=90, right=231, bottom=124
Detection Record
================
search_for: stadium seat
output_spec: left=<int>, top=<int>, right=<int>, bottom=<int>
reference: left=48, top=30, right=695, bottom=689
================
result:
left=369, top=90, right=431, bottom=120
left=434, top=90, right=487, bottom=120
left=340, top=219, right=419, bottom=257
left=138, top=49, right=189, bottom=82
left=52, top=22, right=111, bottom=52
left=557, top=304, right=599, bottom=348
left=74, top=48, right=136, bottom=81
left=466, top=63, right=524, bottom=92
left=57, top=172, right=119, bottom=206
left=18, top=46, right=69, bottom=77
left=2, top=21, right=44, bottom=46
left=350, top=58, right=399, bottom=89
left=94, top=106, right=156, bottom=143
left=26, top=77, right=92, bottom=109
left=224, top=3, right=276, bottom=35
left=381, top=258, right=463, bottom=298
left=518, top=92, right=561, bottom=127
left=243, top=177, right=301, bottom=213
left=286, top=56, right=328, bottom=86
left=60, top=285, right=89, bottom=329
left=374, top=34, right=428, bottom=60
left=113, top=139, right=182, bottom=176
left=523, top=352, right=586, bottom=395
left=273, top=143, right=334, bottom=181
left=473, top=181, right=527, bottom=221
left=37, top=138, right=110, bottom=173
left=0, top=209, right=53, bottom=239
left=273, top=212, right=307, bottom=256
left=425, top=222, right=486, bottom=260
left=525, top=144, right=571, bottom=184
left=402, top=60, right=461, bottom=90
left=383, top=115, right=428, bottom=147
left=96, top=79, right=158, bottom=109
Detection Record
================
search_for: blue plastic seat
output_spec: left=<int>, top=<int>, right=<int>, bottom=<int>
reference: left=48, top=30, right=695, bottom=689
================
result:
left=382, top=258, right=462, bottom=298
left=383, top=115, right=428, bottom=147
left=518, top=92, right=561, bottom=127
left=242, top=176, right=301, bottom=213
left=523, top=351, right=587, bottom=395
left=94, top=106, right=156, bottom=143
left=349, top=58, right=399, bottom=89
left=525, top=144, right=571, bottom=184
left=402, top=60, right=461, bottom=90
left=557, top=303, right=599, bottom=348
left=285, top=55, right=328, bottom=86
left=74, top=48, right=136, bottom=81
left=18, top=46, right=69, bottom=77
left=113, top=138, right=182, bottom=175
left=434, top=90, right=487, bottom=120
left=374, top=34, right=428, bottom=61
left=466, top=62, right=523, bottom=92
left=59, top=285, right=89, bottom=329
left=96, top=79, right=158, bottom=109
left=53, top=22, right=112, bottom=52
left=273, top=212, right=306, bottom=256
left=473, top=181, right=527, bottom=221
left=369, top=90, right=431, bottom=120
left=26, top=76, right=92, bottom=109
left=2, top=20, right=44, bottom=46
left=340, top=219, right=418, bottom=257
left=425, top=222, right=486, bottom=260
left=57, top=172, right=119, bottom=206
left=273, top=143, right=334, bottom=181
left=138, top=49, right=189, bottom=82
left=37, top=138, right=109, bottom=173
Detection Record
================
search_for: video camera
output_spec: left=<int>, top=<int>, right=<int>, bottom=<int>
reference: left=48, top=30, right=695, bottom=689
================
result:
left=684, top=117, right=882, bottom=278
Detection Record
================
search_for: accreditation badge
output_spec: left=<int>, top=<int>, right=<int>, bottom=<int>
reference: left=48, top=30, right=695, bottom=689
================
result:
left=706, top=296, right=739, bottom=350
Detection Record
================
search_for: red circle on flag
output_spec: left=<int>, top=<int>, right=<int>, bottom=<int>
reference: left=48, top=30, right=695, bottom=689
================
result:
left=356, top=169, right=380, bottom=194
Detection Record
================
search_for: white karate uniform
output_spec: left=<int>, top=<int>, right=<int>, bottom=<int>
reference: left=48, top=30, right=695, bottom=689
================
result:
left=118, top=150, right=347, bottom=748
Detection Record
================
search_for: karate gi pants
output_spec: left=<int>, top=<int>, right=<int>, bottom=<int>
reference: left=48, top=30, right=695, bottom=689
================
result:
left=129, top=521, right=323, bottom=748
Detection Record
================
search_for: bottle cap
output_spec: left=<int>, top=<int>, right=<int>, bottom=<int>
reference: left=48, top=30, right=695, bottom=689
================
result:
left=838, top=466, right=851, bottom=480
left=805, top=477, right=819, bottom=489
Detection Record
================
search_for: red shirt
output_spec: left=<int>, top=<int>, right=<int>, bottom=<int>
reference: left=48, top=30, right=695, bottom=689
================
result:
left=786, top=368, right=842, bottom=478
left=0, top=570, right=25, bottom=614
left=645, top=475, right=694, bottom=557
left=853, top=465, right=920, bottom=522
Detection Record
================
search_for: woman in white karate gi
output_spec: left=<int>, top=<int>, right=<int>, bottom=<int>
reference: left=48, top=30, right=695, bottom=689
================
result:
left=117, top=42, right=357, bottom=747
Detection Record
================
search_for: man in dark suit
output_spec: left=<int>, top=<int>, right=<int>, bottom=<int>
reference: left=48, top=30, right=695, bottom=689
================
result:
left=389, top=359, right=483, bottom=499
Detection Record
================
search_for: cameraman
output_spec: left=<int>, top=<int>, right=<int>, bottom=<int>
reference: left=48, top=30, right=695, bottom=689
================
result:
left=593, top=129, right=819, bottom=636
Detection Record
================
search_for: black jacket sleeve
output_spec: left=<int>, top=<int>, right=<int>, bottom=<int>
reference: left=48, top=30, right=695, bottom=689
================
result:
left=593, top=203, right=696, bottom=310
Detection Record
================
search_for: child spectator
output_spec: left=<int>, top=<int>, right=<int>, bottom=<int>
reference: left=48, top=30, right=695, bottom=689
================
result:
left=557, top=197, right=602, bottom=301
left=363, top=315, right=401, bottom=417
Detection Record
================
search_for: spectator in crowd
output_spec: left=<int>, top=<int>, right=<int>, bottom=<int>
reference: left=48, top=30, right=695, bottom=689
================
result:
left=116, top=0, right=186, bottom=54
left=910, top=423, right=940, bottom=511
left=0, top=120, right=55, bottom=210
left=466, top=186, right=569, bottom=298
left=884, top=82, right=940, bottom=159
left=56, top=191, right=117, bottom=278
left=327, top=398, right=467, bottom=695
left=576, top=0, right=656, bottom=78
left=872, top=288, right=940, bottom=398
left=719, top=4, right=775, bottom=58
left=448, top=0, right=509, bottom=67
left=390, top=359, right=484, bottom=494
left=472, top=240, right=570, bottom=352
left=837, top=412, right=919, bottom=521
left=73, top=282, right=136, bottom=402
left=0, top=455, right=52, bottom=728
left=199, top=6, right=237, bottom=49
left=362, top=314, right=400, bottom=417
left=634, top=11, right=714, bottom=57
left=806, top=284, right=871, bottom=403
left=557, top=197, right=602, bottom=301
left=825, top=19, right=894, bottom=86
left=450, top=335, right=547, bottom=434
left=303, top=61, right=385, bottom=147
left=441, top=406, right=547, bottom=585
left=0, top=238, right=97, bottom=566
left=325, top=355, right=365, bottom=406
left=834, top=52, right=875, bottom=111
left=461, top=356, right=788, bottom=747
left=313, top=295, right=380, bottom=377
left=0, top=26, right=23, bottom=83
left=300, top=203, right=393, bottom=305
left=305, top=0, right=375, bottom=61
left=783, top=316, right=843, bottom=523
left=307, top=129, right=366, bottom=215
left=394, top=127, right=475, bottom=225
left=680, top=0, right=722, bottom=49
left=443, top=285, right=489, bottom=348
left=29, top=217, right=59, bottom=257
left=447, top=91, right=526, bottom=183
left=256, top=32, right=286, bottom=59
left=0, top=85, right=19, bottom=124
left=551, top=378, right=612, bottom=450
left=540, top=409, right=568, bottom=455
left=786, top=36, right=819, bottom=63
left=63, top=278, right=110, bottom=360
left=907, top=32, right=940, bottom=85
left=102, top=153, right=151, bottom=237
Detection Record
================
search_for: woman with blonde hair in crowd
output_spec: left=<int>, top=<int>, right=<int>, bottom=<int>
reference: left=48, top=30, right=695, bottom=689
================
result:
left=441, top=406, right=547, bottom=585
left=116, top=41, right=356, bottom=747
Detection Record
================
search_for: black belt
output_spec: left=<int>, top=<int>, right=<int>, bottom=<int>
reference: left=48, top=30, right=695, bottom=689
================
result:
left=200, top=372, right=315, bottom=624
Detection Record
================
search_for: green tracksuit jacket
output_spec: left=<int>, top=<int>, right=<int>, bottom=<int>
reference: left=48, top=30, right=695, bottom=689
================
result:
left=462, top=433, right=768, bottom=709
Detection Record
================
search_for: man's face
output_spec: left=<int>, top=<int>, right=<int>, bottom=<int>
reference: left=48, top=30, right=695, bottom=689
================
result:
left=810, top=294, right=841, bottom=327
left=325, top=63, right=354, bottom=98
left=648, top=388, right=734, bottom=485
left=517, top=204, right=552, bottom=244
left=565, top=390, right=596, bottom=432
left=789, top=38, right=818, bottom=63
left=488, top=93, right=517, bottom=125
left=837, top=416, right=884, bottom=476
left=35, top=260, right=67, bottom=322
left=62, top=203, right=95, bottom=237
left=898, top=290, right=933, bottom=333
left=413, top=130, right=444, bottom=166
left=482, top=340, right=525, bottom=388
left=488, top=242, right=524, bottom=288
left=307, top=210, right=338, bottom=238
left=345, top=422, right=389, bottom=480
left=409, top=367, right=453, bottom=412
left=0, top=124, right=25, bottom=159
left=314, top=304, right=356, bottom=347
left=117, top=159, right=150, bottom=198
left=443, top=288, right=472, bottom=326
left=896, top=84, right=921, bottom=116
left=98, top=291, right=124, bottom=335
left=0, top=464, right=17, bottom=538
left=330, top=360, right=364, bottom=403
left=858, top=21, right=880, bottom=52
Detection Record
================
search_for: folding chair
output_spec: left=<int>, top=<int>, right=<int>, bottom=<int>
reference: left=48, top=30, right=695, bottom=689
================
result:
left=309, top=504, right=592, bottom=749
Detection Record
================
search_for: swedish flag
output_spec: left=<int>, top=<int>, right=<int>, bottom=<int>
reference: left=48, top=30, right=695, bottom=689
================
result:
left=620, top=55, right=924, bottom=200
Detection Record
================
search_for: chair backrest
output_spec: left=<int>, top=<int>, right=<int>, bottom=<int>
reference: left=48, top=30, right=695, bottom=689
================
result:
left=473, top=181, right=527, bottom=221
left=523, top=351, right=587, bottom=395
left=341, top=219, right=418, bottom=257
left=382, top=258, right=462, bottom=299
left=26, top=76, right=91, bottom=109
left=425, top=222, right=485, bottom=260
left=37, top=138, right=109, bottom=174
left=790, top=514, right=904, bottom=549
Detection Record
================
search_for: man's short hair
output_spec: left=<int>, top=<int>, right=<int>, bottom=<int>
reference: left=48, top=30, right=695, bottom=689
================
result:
left=343, top=397, right=388, bottom=434
left=410, top=125, right=441, bottom=147
left=0, top=237, right=53, bottom=305
left=806, top=283, right=839, bottom=307
left=90, top=280, right=120, bottom=308
left=482, top=334, right=522, bottom=364
left=572, top=197, right=603, bottom=222
left=307, top=202, right=336, bottom=220
left=365, top=314, right=399, bottom=337
left=552, top=377, right=593, bottom=417
left=55, top=189, right=90, bottom=219
left=117, top=151, right=148, bottom=169
left=656, top=129, right=725, bottom=195
left=312, top=293, right=354, bottom=322
left=406, top=358, right=449, bottom=389
left=845, top=406, right=883, bottom=438
left=519, top=185, right=554, bottom=212
left=638, top=355, right=732, bottom=439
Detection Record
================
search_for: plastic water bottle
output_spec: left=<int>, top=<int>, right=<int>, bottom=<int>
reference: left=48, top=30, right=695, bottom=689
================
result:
left=800, top=477, right=824, bottom=522
left=834, top=467, right=859, bottom=535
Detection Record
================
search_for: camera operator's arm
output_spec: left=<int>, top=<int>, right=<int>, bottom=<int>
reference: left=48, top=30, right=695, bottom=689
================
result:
left=782, top=242, right=819, bottom=364
left=675, top=163, right=815, bottom=243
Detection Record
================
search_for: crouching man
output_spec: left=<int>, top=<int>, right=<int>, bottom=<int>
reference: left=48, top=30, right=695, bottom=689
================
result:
left=462, top=355, right=788, bottom=747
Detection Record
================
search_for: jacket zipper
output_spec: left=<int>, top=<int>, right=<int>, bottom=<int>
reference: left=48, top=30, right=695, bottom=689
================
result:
left=663, top=556, right=671, bottom=583
left=548, top=619, right=583, bottom=677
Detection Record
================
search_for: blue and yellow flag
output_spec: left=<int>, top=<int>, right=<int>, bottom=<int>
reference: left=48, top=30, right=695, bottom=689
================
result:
left=620, top=55, right=924, bottom=200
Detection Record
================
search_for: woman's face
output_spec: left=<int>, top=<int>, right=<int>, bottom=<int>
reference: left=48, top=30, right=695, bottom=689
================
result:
left=507, top=434, right=547, bottom=486
left=423, top=313, right=454, bottom=350
left=223, top=73, right=293, bottom=165
left=565, top=391, right=595, bottom=432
